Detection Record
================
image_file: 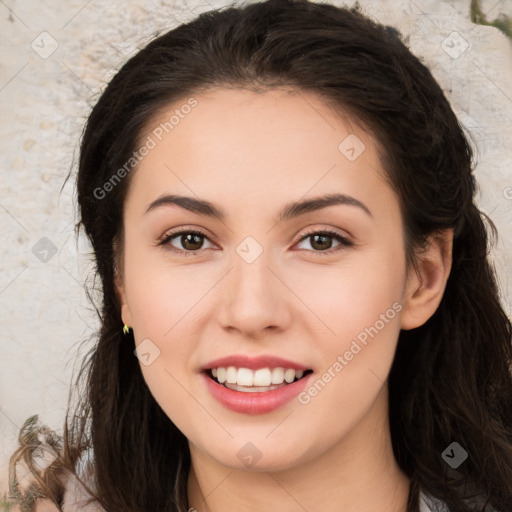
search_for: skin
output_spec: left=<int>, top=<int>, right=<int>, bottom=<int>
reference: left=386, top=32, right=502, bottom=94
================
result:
left=116, top=87, right=453, bottom=512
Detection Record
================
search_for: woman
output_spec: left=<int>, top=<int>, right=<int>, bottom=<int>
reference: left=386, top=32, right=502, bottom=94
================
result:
left=8, top=0, right=512, bottom=510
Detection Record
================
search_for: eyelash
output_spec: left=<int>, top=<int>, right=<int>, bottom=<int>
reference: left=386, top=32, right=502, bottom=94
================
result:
left=158, top=228, right=354, bottom=256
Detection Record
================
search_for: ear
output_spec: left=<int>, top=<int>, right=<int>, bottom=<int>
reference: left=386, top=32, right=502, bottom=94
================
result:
left=400, top=228, right=453, bottom=330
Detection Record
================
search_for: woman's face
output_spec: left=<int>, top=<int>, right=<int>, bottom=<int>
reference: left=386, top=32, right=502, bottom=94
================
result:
left=117, top=87, right=416, bottom=471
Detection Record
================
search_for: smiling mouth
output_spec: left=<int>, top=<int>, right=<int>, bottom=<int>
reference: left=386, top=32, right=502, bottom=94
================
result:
left=204, top=367, right=314, bottom=393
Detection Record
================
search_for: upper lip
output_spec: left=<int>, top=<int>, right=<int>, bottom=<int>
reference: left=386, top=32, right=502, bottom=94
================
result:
left=200, top=354, right=310, bottom=371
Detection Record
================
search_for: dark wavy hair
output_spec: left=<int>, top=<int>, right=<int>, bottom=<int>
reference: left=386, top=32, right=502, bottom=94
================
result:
left=8, top=0, right=512, bottom=511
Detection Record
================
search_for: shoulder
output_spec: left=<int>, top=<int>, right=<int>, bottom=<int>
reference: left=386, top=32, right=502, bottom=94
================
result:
left=62, top=448, right=105, bottom=512
left=61, top=469, right=104, bottom=512
left=419, top=492, right=450, bottom=512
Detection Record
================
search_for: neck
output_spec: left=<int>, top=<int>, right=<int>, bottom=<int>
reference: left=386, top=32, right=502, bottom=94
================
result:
left=187, top=384, right=410, bottom=512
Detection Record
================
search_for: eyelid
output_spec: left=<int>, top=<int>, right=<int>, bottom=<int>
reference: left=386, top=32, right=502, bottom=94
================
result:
left=293, top=227, right=353, bottom=255
left=158, top=225, right=354, bottom=255
left=157, top=226, right=218, bottom=254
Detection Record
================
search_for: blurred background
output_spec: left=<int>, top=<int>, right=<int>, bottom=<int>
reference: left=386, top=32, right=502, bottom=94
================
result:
left=1, top=0, right=511, bottom=498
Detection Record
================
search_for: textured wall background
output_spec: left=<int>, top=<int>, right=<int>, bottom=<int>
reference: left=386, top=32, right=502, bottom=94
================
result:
left=1, top=0, right=511, bottom=495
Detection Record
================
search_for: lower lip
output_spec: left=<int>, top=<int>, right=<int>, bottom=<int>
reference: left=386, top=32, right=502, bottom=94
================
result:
left=201, top=371, right=313, bottom=414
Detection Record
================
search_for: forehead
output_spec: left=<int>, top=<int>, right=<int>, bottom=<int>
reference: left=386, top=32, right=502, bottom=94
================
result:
left=126, top=87, right=395, bottom=221
left=139, top=86, right=375, bottom=155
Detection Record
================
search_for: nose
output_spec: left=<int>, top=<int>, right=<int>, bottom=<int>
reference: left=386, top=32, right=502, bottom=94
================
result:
left=217, top=248, right=292, bottom=339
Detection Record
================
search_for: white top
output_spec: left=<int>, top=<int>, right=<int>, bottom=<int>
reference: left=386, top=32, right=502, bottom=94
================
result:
left=419, top=491, right=500, bottom=512
left=419, top=492, right=450, bottom=512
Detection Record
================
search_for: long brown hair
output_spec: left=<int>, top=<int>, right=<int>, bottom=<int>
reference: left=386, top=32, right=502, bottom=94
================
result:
left=9, top=0, right=512, bottom=510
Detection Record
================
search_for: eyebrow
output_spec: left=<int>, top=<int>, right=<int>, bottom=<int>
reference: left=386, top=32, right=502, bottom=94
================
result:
left=144, top=192, right=373, bottom=222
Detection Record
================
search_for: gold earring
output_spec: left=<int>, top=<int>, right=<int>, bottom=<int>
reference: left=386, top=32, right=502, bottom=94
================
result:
left=123, top=324, right=130, bottom=335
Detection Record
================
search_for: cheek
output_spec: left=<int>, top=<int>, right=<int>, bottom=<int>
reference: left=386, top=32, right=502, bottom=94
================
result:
left=295, top=243, right=406, bottom=409
left=129, top=270, right=201, bottom=428
left=289, top=242, right=406, bottom=343
left=122, top=245, right=200, bottom=391
left=139, top=357, right=206, bottom=441
left=125, top=226, right=406, bottom=357
left=124, top=241, right=202, bottom=334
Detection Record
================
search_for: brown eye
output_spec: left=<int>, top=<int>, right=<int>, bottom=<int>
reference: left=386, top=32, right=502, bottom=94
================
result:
left=310, top=233, right=334, bottom=251
left=158, top=228, right=353, bottom=257
left=178, top=232, right=205, bottom=251
left=159, top=230, right=214, bottom=255
left=295, top=229, right=353, bottom=255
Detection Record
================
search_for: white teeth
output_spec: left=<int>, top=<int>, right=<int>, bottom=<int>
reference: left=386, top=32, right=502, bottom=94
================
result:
left=224, top=382, right=286, bottom=392
left=271, top=367, right=284, bottom=384
left=226, top=366, right=238, bottom=384
left=284, top=369, right=295, bottom=383
left=216, top=367, right=226, bottom=383
left=209, top=366, right=307, bottom=388
left=253, top=368, right=272, bottom=387
left=237, top=367, right=254, bottom=386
